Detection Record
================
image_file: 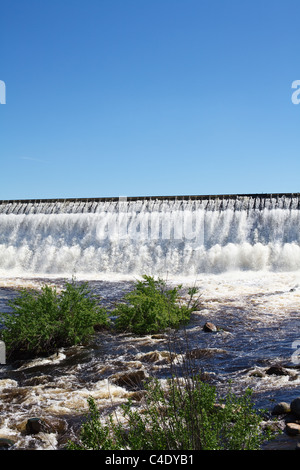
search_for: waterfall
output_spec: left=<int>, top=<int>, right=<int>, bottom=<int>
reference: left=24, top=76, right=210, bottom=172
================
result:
left=0, top=194, right=300, bottom=276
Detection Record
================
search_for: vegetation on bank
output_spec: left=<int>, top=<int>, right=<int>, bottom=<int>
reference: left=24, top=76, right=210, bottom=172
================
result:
left=0, top=275, right=200, bottom=359
left=0, top=280, right=108, bottom=359
left=67, top=374, right=273, bottom=451
left=114, top=275, right=200, bottom=334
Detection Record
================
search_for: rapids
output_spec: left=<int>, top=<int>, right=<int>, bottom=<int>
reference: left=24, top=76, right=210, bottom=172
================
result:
left=0, top=272, right=299, bottom=450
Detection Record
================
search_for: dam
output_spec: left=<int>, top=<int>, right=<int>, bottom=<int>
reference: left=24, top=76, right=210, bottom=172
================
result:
left=0, top=193, right=299, bottom=276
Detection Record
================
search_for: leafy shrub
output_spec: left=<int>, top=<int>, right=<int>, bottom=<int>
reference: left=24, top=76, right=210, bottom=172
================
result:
left=68, top=375, right=274, bottom=450
left=113, top=275, right=200, bottom=335
left=0, top=280, right=108, bottom=359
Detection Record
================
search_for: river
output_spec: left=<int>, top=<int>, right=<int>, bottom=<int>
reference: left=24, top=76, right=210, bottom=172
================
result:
left=0, top=270, right=299, bottom=450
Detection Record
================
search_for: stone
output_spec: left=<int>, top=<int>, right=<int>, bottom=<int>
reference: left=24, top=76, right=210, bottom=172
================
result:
left=265, top=365, right=289, bottom=376
left=151, top=334, right=166, bottom=340
left=26, top=417, right=48, bottom=435
left=249, top=369, right=265, bottom=378
left=203, top=321, right=217, bottom=332
left=112, top=370, right=147, bottom=390
left=0, top=438, right=15, bottom=449
left=291, top=398, right=300, bottom=418
left=128, top=390, right=147, bottom=401
left=285, top=422, right=300, bottom=436
left=186, top=348, right=227, bottom=359
left=272, top=402, right=291, bottom=415
left=285, top=414, right=300, bottom=425
left=140, top=351, right=161, bottom=363
left=44, top=416, right=68, bottom=434
left=159, top=351, right=177, bottom=363
left=186, top=348, right=212, bottom=359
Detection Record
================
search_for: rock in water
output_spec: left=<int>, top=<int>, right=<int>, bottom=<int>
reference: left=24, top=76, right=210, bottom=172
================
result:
left=265, top=365, right=289, bottom=376
left=26, top=417, right=47, bottom=435
left=203, top=321, right=217, bottom=332
left=271, top=402, right=291, bottom=415
left=285, top=423, right=300, bottom=436
left=0, top=438, right=15, bottom=449
left=111, top=370, right=147, bottom=390
left=291, top=398, right=300, bottom=418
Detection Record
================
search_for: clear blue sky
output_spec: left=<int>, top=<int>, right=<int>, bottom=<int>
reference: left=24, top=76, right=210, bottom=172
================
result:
left=1, top=0, right=300, bottom=200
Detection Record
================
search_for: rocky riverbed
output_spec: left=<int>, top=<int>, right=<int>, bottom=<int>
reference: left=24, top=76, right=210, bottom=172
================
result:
left=0, top=271, right=299, bottom=450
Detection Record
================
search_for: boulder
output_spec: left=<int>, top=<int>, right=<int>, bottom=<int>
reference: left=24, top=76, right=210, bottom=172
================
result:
left=272, top=402, right=291, bottom=415
left=0, top=438, right=15, bottom=449
left=158, top=351, right=177, bottom=363
left=44, top=416, right=68, bottom=434
left=26, top=417, right=48, bottom=435
left=111, top=370, right=147, bottom=390
left=285, top=422, right=300, bottom=436
left=140, top=351, right=161, bottom=363
left=291, top=398, right=300, bottom=418
left=265, top=365, right=289, bottom=376
left=203, top=321, right=217, bottom=332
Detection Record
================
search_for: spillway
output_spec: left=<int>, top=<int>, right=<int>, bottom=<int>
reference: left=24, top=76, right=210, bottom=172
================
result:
left=0, top=193, right=300, bottom=276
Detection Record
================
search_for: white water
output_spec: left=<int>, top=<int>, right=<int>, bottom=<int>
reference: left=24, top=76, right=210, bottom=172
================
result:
left=0, top=196, right=300, bottom=450
left=0, top=197, right=300, bottom=277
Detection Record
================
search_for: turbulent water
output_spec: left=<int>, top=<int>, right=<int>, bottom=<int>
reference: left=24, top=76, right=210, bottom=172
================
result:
left=0, top=195, right=300, bottom=277
left=0, top=195, right=299, bottom=450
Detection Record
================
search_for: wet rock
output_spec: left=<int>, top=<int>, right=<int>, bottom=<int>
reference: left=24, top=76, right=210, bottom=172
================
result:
left=186, top=348, right=227, bottom=360
left=249, top=368, right=265, bottom=378
left=151, top=334, right=166, bottom=340
left=291, top=398, right=300, bottom=418
left=289, top=285, right=298, bottom=292
left=285, top=422, right=300, bottom=436
left=265, top=365, right=289, bottom=376
left=111, top=370, right=147, bottom=390
left=129, top=390, right=147, bottom=401
left=26, top=417, right=49, bottom=435
left=140, top=351, right=161, bottom=363
left=0, top=438, right=15, bottom=449
left=203, top=321, right=217, bottom=332
left=24, top=375, right=53, bottom=387
left=272, top=402, right=291, bottom=415
left=44, top=416, right=68, bottom=434
left=284, top=413, right=300, bottom=425
left=187, top=348, right=213, bottom=359
left=157, top=351, right=177, bottom=364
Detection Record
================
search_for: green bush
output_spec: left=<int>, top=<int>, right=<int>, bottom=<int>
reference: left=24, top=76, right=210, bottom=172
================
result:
left=68, top=375, right=274, bottom=450
left=113, top=275, right=200, bottom=335
left=0, top=280, right=108, bottom=359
